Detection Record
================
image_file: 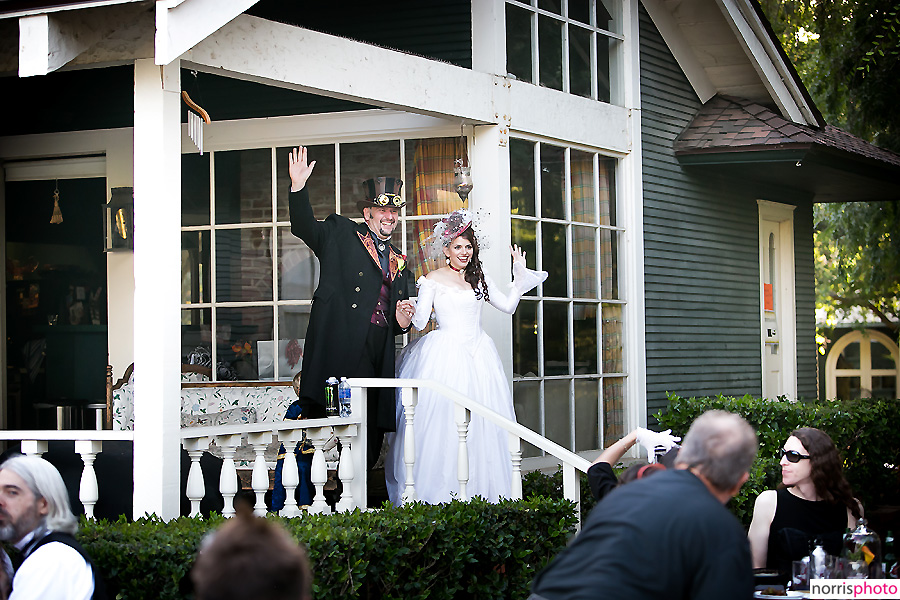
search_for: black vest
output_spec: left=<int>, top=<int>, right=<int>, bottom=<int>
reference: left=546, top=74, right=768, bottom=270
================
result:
left=17, top=531, right=107, bottom=600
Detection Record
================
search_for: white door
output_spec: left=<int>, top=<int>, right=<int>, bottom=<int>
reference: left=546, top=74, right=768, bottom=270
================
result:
left=758, top=201, right=797, bottom=400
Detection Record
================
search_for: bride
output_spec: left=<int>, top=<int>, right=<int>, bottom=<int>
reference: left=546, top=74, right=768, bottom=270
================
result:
left=385, top=209, right=547, bottom=504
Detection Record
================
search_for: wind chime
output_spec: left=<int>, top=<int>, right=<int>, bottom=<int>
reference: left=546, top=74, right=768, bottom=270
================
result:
left=454, top=123, right=474, bottom=203
left=49, top=180, right=63, bottom=224
left=182, top=90, right=211, bottom=155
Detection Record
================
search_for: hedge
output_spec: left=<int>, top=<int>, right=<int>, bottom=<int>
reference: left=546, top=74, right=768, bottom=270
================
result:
left=655, top=394, right=900, bottom=526
left=72, top=496, right=577, bottom=600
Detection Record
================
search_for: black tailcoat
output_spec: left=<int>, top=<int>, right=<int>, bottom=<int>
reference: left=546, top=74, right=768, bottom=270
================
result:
left=289, top=188, right=410, bottom=431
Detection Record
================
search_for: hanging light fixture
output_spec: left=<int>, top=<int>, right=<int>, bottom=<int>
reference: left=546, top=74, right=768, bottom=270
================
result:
left=454, top=123, right=473, bottom=203
left=49, top=180, right=63, bottom=224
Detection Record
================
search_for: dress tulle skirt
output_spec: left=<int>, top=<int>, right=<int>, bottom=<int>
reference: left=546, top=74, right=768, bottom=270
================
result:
left=384, top=329, right=516, bottom=505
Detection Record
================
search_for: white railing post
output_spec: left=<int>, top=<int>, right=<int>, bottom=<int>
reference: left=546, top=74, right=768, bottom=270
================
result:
left=400, top=386, right=417, bottom=503
left=349, top=385, right=368, bottom=509
left=183, top=437, right=210, bottom=517
left=333, top=424, right=357, bottom=512
left=508, top=432, right=523, bottom=500
left=562, top=463, right=581, bottom=527
left=454, top=404, right=470, bottom=501
left=248, top=431, right=273, bottom=517
left=74, top=440, right=102, bottom=519
left=216, top=433, right=242, bottom=518
left=278, top=429, right=306, bottom=518
left=20, top=440, right=48, bottom=456
left=307, top=427, right=333, bottom=514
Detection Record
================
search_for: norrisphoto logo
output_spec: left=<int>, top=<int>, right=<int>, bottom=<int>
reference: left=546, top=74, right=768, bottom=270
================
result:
left=811, top=579, right=900, bottom=599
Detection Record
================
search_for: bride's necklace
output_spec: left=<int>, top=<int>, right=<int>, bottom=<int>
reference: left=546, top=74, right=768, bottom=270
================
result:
left=448, top=263, right=465, bottom=273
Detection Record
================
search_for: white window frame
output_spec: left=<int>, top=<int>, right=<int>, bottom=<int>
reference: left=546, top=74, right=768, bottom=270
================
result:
left=825, top=329, right=900, bottom=400
left=509, top=134, right=625, bottom=456
left=505, top=0, right=625, bottom=104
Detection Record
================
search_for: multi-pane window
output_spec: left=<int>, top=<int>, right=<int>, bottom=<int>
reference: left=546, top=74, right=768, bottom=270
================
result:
left=180, top=137, right=464, bottom=381
left=509, top=137, right=623, bottom=455
left=506, top=0, right=622, bottom=103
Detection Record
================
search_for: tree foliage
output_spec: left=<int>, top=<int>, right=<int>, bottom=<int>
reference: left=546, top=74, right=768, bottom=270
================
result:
left=759, top=0, right=900, bottom=338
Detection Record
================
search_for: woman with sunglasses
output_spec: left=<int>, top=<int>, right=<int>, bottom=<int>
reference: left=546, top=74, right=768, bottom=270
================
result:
left=747, top=427, right=862, bottom=576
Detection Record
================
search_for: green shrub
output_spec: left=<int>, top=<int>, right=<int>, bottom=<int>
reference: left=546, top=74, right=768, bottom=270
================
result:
left=656, top=394, right=900, bottom=526
left=522, top=467, right=598, bottom=521
left=75, top=497, right=577, bottom=600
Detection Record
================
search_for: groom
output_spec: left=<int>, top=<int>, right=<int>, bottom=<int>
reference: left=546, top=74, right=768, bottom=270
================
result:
left=287, top=146, right=415, bottom=472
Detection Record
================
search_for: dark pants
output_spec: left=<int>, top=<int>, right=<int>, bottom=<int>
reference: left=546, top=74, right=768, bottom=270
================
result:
left=297, top=322, right=389, bottom=470
left=356, top=322, right=388, bottom=470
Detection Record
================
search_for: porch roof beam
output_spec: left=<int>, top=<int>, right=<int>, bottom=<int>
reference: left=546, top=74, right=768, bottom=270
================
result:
left=155, top=0, right=259, bottom=66
left=184, top=14, right=629, bottom=153
left=18, top=11, right=103, bottom=76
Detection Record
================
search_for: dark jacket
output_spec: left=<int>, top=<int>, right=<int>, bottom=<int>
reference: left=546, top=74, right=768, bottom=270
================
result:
left=289, top=187, right=410, bottom=430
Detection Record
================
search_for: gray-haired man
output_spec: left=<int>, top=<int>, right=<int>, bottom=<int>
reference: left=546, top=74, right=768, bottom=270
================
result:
left=0, top=455, right=105, bottom=600
left=530, top=410, right=758, bottom=600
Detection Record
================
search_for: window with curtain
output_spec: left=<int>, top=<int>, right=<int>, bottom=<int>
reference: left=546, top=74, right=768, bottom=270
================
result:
left=509, top=137, right=622, bottom=456
left=505, top=0, right=622, bottom=104
left=180, top=137, right=463, bottom=380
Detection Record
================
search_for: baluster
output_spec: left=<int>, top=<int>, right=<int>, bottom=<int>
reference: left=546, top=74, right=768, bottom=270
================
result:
left=278, top=428, right=306, bottom=518
left=454, top=404, right=470, bottom=501
left=307, top=427, right=332, bottom=514
left=183, top=437, right=210, bottom=517
left=508, top=432, right=523, bottom=500
left=20, top=440, right=48, bottom=457
left=334, top=424, right=357, bottom=512
left=248, top=431, right=273, bottom=517
left=216, top=433, right=242, bottom=517
left=74, top=440, right=102, bottom=519
left=401, top=387, right=417, bottom=503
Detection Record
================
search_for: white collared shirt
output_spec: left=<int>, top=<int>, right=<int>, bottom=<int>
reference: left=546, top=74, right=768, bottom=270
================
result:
left=11, top=530, right=93, bottom=600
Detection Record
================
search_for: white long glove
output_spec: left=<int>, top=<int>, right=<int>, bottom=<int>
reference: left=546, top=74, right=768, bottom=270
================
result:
left=635, top=427, right=681, bottom=463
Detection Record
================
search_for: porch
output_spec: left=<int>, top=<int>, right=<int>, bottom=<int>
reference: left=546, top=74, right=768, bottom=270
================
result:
left=0, top=378, right=591, bottom=524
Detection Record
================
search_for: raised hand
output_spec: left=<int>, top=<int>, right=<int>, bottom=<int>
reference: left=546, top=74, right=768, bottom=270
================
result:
left=288, top=146, right=317, bottom=192
left=510, top=244, right=527, bottom=266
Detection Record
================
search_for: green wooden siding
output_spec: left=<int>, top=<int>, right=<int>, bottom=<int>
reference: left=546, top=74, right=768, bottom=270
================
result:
left=638, top=4, right=818, bottom=422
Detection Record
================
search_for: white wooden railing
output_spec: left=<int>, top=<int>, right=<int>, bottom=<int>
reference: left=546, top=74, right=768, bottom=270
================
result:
left=0, top=430, right=134, bottom=519
left=0, top=377, right=592, bottom=525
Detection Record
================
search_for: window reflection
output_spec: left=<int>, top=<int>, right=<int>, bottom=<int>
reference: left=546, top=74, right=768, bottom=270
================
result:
left=538, top=15, right=563, bottom=90
left=278, top=227, right=318, bottom=301
left=215, top=149, right=272, bottom=225
left=181, top=231, right=210, bottom=304
left=545, top=379, right=571, bottom=448
left=602, top=304, right=623, bottom=374
left=513, top=300, right=539, bottom=377
left=506, top=4, right=533, bottom=82
left=603, top=377, right=625, bottom=445
left=182, top=153, right=210, bottom=226
left=575, top=378, right=599, bottom=451
left=513, top=380, right=542, bottom=458
left=215, top=228, right=273, bottom=303
left=569, top=25, right=593, bottom=98
left=510, top=139, right=536, bottom=216
left=574, top=303, right=597, bottom=373
left=339, top=141, right=401, bottom=216
left=215, top=307, right=274, bottom=381
left=542, top=222, right=567, bottom=298
left=540, top=144, right=565, bottom=219
left=543, top=301, right=569, bottom=376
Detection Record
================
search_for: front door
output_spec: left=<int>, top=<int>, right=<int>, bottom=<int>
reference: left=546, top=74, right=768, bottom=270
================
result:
left=758, top=200, right=797, bottom=400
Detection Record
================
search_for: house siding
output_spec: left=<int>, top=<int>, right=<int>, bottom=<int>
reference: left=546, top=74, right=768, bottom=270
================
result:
left=638, top=5, right=818, bottom=421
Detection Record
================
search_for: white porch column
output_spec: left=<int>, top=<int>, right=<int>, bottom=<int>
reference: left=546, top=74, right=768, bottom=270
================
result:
left=471, top=125, right=513, bottom=383
left=132, top=58, right=182, bottom=519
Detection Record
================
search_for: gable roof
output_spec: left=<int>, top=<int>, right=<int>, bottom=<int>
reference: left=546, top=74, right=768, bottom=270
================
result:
left=674, top=95, right=900, bottom=202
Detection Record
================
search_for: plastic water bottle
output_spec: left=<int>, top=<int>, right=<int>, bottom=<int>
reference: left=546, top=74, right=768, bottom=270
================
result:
left=338, top=377, right=352, bottom=417
left=325, top=377, right=339, bottom=417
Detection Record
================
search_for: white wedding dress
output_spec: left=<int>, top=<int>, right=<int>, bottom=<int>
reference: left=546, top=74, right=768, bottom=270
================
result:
left=384, top=261, right=547, bottom=505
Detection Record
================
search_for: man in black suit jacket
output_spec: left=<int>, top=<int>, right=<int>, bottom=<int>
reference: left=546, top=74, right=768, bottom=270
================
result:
left=287, top=146, right=415, bottom=471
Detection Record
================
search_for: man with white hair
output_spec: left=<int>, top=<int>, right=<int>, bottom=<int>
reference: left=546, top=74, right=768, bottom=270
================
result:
left=530, top=410, right=758, bottom=600
left=0, top=454, right=104, bottom=600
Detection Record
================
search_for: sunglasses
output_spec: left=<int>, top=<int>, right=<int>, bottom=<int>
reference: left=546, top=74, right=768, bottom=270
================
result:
left=779, top=449, right=811, bottom=463
left=372, top=193, right=404, bottom=208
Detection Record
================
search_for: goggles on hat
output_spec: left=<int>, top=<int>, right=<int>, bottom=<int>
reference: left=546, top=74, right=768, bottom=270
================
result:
left=372, top=193, right=404, bottom=208
left=779, top=449, right=810, bottom=463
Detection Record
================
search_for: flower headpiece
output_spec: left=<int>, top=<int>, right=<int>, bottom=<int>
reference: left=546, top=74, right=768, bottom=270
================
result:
left=425, top=208, right=491, bottom=259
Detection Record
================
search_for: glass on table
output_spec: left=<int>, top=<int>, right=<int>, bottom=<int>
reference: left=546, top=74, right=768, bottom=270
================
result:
left=791, top=559, right=809, bottom=591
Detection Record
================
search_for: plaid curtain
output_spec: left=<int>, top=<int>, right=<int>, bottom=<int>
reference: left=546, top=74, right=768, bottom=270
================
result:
left=410, top=138, right=466, bottom=281
left=572, top=153, right=597, bottom=320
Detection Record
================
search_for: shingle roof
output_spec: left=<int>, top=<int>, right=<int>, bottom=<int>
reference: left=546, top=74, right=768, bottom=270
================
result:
left=675, top=95, right=900, bottom=169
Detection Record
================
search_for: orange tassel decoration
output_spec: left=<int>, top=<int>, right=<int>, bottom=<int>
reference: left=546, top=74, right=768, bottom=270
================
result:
left=50, top=186, right=63, bottom=224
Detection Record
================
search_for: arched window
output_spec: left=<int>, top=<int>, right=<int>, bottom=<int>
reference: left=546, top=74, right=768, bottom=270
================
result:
left=825, top=330, right=899, bottom=400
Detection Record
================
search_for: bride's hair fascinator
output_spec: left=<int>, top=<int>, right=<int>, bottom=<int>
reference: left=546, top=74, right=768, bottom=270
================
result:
left=425, top=208, right=491, bottom=259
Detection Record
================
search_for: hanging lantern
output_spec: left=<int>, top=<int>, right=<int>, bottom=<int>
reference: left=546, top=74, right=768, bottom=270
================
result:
left=104, top=187, right=134, bottom=252
left=454, top=124, right=473, bottom=203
